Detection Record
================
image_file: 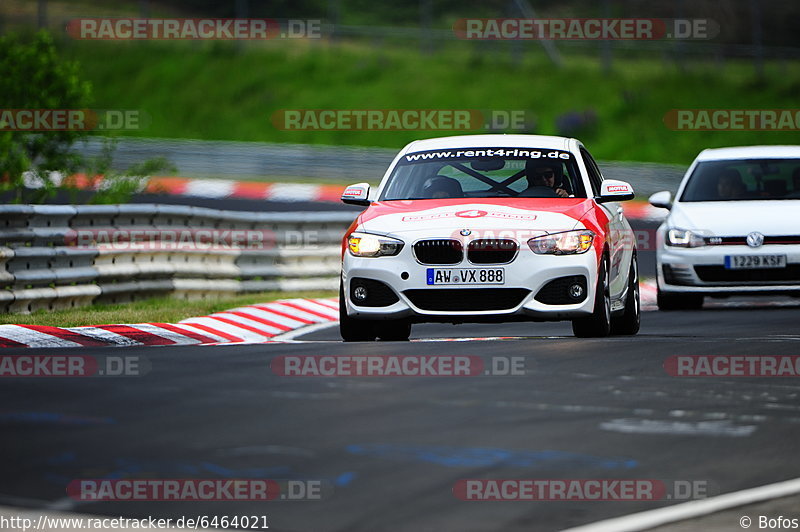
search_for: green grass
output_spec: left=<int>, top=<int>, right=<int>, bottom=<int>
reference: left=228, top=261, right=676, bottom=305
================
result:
left=52, top=37, right=800, bottom=165
left=0, top=290, right=337, bottom=327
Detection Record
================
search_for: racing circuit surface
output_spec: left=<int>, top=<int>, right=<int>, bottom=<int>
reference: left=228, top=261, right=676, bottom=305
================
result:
left=2, top=302, right=800, bottom=531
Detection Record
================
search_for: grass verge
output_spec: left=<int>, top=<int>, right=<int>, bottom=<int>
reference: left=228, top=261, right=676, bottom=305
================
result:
left=0, top=290, right=337, bottom=328
left=53, top=37, right=800, bottom=165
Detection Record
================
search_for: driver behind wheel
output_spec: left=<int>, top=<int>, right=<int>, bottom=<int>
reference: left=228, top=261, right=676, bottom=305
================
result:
left=525, top=161, right=569, bottom=197
left=421, top=175, right=464, bottom=199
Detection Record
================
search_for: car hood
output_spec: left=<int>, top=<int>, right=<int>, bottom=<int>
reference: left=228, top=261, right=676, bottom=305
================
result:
left=669, top=200, right=800, bottom=236
left=358, top=198, right=594, bottom=240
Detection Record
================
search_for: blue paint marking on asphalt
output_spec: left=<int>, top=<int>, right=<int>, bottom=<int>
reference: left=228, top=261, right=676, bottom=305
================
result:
left=345, top=444, right=637, bottom=469
left=334, top=471, right=357, bottom=486
left=0, top=412, right=115, bottom=426
left=42, top=453, right=356, bottom=488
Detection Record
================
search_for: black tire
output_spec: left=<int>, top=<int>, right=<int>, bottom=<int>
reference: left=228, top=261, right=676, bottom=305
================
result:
left=572, top=253, right=612, bottom=338
left=374, top=319, right=412, bottom=341
left=656, top=288, right=704, bottom=311
left=611, top=254, right=640, bottom=335
left=339, top=281, right=377, bottom=342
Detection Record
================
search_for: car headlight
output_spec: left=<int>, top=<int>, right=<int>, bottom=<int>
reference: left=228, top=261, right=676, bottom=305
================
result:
left=527, top=230, right=595, bottom=255
left=666, top=228, right=705, bottom=248
left=347, top=232, right=404, bottom=257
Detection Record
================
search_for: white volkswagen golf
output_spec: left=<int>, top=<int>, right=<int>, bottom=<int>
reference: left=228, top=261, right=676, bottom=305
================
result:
left=650, top=145, right=800, bottom=310
left=338, top=134, right=640, bottom=341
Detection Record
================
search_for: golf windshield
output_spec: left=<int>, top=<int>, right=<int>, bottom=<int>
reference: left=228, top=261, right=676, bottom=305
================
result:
left=380, top=147, right=586, bottom=200
left=680, top=158, right=800, bottom=201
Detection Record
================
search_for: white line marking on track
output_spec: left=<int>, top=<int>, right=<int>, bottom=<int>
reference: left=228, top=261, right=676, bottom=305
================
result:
left=561, top=476, right=800, bottom=532
left=599, top=418, right=757, bottom=437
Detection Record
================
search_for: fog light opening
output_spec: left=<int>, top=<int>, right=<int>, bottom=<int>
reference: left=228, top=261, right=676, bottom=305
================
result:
left=353, top=285, right=368, bottom=301
left=568, top=283, right=584, bottom=300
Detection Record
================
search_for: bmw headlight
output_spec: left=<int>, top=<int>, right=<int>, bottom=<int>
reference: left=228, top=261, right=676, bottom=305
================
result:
left=527, top=230, right=595, bottom=255
left=666, top=228, right=705, bottom=248
left=347, top=232, right=404, bottom=257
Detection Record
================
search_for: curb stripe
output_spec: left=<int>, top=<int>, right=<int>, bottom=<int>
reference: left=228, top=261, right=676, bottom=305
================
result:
left=176, top=321, right=243, bottom=343
left=53, top=174, right=662, bottom=220
left=0, top=325, right=84, bottom=348
left=270, top=301, right=336, bottom=320
left=224, top=311, right=292, bottom=331
left=241, top=306, right=313, bottom=326
left=297, top=299, right=341, bottom=317
left=234, top=306, right=313, bottom=329
left=15, top=325, right=109, bottom=347
left=152, top=323, right=217, bottom=344
left=64, top=326, right=143, bottom=346
left=310, top=298, right=339, bottom=310
left=0, top=336, right=28, bottom=348
left=126, top=323, right=202, bottom=345
left=209, top=313, right=284, bottom=335
left=203, top=316, right=277, bottom=339
left=95, top=325, right=177, bottom=345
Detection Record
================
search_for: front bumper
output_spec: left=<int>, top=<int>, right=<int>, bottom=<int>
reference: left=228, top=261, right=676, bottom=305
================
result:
left=342, top=244, right=600, bottom=322
left=657, top=244, right=800, bottom=294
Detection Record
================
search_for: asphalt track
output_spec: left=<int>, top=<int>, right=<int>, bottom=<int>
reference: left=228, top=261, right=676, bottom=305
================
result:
left=2, top=195, right=796, bottom=530
left=3, top=298, right=800, bottom=531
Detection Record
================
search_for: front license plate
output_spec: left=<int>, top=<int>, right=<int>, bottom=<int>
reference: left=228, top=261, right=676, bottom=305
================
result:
left=426, top=268, right=505, bottom=285
left=724, top=255, right=787, bottom=269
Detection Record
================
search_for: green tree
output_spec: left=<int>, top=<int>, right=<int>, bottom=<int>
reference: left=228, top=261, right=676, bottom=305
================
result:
left=0, top=31, right=173, bottom=203
left=0, top=31, right=91, bottom=201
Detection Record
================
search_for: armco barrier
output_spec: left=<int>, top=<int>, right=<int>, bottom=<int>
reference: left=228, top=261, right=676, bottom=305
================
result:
left=0, top=204, right=354, bottom=314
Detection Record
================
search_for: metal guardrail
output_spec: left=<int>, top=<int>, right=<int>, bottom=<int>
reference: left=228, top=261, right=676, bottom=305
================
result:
left=75, top=137, right=687, bottom=197
left=0, top=205, right=354, bottom=314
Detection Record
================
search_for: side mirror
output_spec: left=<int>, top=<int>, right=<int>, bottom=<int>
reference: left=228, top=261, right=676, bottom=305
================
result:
left=596, top=180, right=635, bottom=203
left=341, top=183, right=371, bottom=206
left=648, top=190, right=672, bottom=210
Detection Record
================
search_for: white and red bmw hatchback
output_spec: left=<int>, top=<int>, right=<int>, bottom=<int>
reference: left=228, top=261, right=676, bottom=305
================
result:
left=339, top=134, right=639, bottom=341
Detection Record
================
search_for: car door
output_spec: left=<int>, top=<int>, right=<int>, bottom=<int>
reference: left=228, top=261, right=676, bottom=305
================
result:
left=580, top=147, right=630, bottom=300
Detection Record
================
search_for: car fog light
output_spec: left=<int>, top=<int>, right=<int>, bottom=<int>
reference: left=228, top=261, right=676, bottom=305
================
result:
left=569, top=284, right=584, bottom=300
left=353, top=286, right=368, bottom=301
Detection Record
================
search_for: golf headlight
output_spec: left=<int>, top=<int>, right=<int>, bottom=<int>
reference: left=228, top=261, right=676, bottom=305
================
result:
left=666, top=228, right=705, bottom=248
left=527, top=230, right=595, bottom=255
left=347, top=232, right=404, bottom=257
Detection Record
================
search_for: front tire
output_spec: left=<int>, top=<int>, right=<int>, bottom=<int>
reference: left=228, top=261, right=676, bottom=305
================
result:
left=339, top=282, right=377, bottom=342
left=374, top=319, right=412, bottom=341
left=611, top=254, right=641, bottom=335
left=572, top=253, right=612, bottom=338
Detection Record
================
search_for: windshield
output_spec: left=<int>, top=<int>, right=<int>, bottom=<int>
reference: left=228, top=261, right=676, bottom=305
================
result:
left=680, top=158, right=800, bottom=201
left=379, top=147, right=586, bottom=201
